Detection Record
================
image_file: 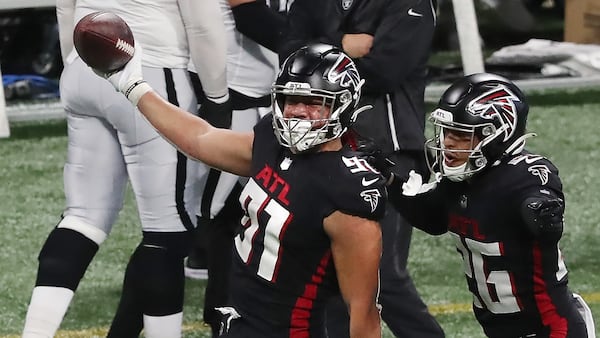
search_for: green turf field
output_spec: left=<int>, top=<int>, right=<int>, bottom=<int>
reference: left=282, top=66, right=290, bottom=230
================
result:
left=1, top=87, right=599, bottom=337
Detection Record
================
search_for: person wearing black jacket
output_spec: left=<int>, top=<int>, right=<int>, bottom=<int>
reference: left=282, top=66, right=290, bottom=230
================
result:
left=229, top=0, right=445, bottom=337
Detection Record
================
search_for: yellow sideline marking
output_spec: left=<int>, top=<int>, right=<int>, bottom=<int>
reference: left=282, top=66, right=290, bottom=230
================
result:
left=430, top=292, right=600, bottom=315
left=5, top=293, right=598, bottom=337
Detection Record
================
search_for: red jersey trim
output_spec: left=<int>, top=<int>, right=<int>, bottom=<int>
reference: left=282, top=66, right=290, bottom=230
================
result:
left=289, top=250, right=333, bottom=338
left=532, top=242, right=568, bottom=338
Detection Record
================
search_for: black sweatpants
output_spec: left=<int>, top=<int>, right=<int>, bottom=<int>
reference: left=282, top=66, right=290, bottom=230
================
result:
left=200, top=185, right=244, bottom=337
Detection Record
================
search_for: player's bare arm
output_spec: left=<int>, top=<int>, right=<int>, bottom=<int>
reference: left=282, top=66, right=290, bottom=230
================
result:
left=136, top=92, right=253, bottom=176
left=324, top=211, right=382, bottom=338
left=342, top=33, right=373, bottom=58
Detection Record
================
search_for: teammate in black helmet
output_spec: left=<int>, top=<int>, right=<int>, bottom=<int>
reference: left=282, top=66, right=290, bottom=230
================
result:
left=387, top=73, right=595, bottom=338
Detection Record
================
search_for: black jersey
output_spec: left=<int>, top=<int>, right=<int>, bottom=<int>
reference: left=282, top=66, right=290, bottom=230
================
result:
left=227, top=115, right=387, bottom=338
left=392, top=152, right=587, bottom=338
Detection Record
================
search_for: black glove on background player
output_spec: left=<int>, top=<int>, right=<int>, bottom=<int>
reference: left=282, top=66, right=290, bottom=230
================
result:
left=199, top=97, right=233, bottom=129
left=188, top=69, right=232, bottom=130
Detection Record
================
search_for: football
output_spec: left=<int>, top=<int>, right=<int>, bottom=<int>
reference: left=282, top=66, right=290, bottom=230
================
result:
left=73, top=11, right=135, bottom=73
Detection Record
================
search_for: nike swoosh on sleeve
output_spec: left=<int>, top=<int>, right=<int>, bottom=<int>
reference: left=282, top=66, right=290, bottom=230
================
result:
left=408, top=8, right=423, bottom=17
left=362, top=177, right=379, bottom=186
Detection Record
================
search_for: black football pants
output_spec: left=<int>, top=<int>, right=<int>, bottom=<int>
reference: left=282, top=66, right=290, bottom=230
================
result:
left=198, top=189, right=244, bottom=338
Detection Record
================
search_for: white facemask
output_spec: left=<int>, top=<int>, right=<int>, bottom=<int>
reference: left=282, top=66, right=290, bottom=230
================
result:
left=276, top=118, right=336, bottom=153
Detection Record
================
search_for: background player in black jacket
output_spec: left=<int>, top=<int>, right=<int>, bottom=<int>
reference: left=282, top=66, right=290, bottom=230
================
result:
left=94, top=43, right=387, bottom=338
left=387, top=73, right=595, bottom=338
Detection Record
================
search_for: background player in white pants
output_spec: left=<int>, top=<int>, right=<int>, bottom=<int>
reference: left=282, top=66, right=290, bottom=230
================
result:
left=21, top=0, right=227, bottom=337
left=185, top=0, right=290, bottom=335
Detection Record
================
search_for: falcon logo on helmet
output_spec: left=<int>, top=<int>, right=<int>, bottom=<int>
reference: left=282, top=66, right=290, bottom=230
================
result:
left=467, top=86, right=520, bottom=142
left=328, top=55, right=361, bottom=93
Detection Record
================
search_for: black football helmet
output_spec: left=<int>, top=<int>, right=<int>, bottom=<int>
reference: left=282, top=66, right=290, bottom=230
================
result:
left=272, top=43, right=365, bottom=153
left=426, top=73, right=531, bottom=181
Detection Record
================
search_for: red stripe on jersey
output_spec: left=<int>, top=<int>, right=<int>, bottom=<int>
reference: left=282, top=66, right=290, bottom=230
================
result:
left=272, top=214, right=293, bottom=283
left=289, top=250, right=333, bottom=338
left=501, top=241, right=524, bottom=310
left=532, top=242, right=568, bottom=338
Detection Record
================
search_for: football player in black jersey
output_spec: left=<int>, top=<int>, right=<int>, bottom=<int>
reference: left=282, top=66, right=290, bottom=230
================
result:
left=94, top=42, right=387, bottom=338
left=386, top=73, right=595, bottom=338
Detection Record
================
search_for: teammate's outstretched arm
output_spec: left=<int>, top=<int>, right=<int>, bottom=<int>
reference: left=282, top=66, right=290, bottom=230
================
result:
left=97, top=46, right=253, bottom=177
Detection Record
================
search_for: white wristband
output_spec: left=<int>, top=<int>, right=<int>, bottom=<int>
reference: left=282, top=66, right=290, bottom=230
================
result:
left=125, top=81, right=152, bottom=106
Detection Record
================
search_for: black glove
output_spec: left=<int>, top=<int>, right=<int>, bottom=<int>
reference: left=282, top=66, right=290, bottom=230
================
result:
left=355, top=137, right=396, bottom=185
left=198, top=97, right=233, bottom=129
left=367, top=149, right=396, bottom=185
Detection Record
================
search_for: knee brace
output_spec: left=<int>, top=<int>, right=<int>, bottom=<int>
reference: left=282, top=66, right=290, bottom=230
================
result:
left=127, top=232, right=191, bottom=316
left=36, top=224, right=100, bottom=290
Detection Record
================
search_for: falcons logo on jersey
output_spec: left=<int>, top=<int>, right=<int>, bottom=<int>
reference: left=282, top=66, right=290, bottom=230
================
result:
left=467, top=85, right=520, bottom=142
left=328, top=54, right=361, bottom=92
left=360, top=189, right=381, bottom=212
left=528, top=164, right=550, bottom=185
